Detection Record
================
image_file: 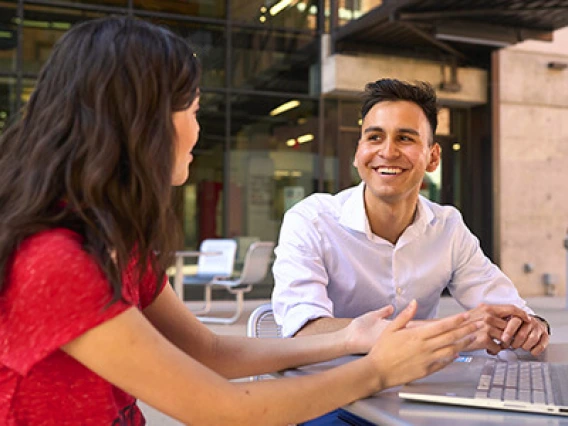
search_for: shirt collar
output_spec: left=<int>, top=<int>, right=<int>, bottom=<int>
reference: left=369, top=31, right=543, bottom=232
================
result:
left=338, top=181, right=368, bottom=234
left=338, top=182, right=436, bottom=238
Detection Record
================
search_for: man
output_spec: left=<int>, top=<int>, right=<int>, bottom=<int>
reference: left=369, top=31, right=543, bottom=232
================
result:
left=272, top=79, right=549, bottom=357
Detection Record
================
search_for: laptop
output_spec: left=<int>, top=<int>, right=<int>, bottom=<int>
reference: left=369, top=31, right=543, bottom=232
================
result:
left=399, top=346, right=568, bottom=416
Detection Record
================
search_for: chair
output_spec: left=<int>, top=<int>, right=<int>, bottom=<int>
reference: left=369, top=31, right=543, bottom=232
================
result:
left=179, top=238, right=237, bottom=313
left=196, top=241, right=275, bottom=324
left=247, top=302, right=282, bottom=338
left=233, top=236, right=260, bottom=268
left=247, top=303, right=282, bottom=381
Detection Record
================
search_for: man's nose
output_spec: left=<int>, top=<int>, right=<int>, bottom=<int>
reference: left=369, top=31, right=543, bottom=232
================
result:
left=379, top=137, right=399, bottom=158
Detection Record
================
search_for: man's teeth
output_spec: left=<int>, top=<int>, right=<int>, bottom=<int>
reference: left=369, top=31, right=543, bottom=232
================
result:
left=378, top=167, right=402, bottom=175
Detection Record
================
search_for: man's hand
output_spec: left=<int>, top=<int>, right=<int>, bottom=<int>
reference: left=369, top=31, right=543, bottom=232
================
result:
left=464, top=304, right=531, bottom=355
left=342, top=306, right=394, bottom=354
left=502, top=315, right=549, bottom=356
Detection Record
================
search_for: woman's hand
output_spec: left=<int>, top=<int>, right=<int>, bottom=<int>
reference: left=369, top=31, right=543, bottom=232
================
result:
left=342, top=306, right=394, bottom=354
left=367, top=300, right=479, bottom=391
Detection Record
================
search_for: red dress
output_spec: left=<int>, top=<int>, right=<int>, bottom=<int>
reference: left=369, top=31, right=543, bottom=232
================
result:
left=0, top=229, right=166, bottom=425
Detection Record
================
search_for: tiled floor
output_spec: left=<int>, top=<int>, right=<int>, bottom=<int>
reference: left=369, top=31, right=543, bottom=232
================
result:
left=140, top=296, right=568, bottom=424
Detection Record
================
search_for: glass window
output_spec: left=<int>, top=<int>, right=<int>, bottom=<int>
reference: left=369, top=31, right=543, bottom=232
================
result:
left=141, top=17, right=226, bottom=89
left=232, top=0, right=318, bottom=30
left=134, top=0, right=226, bottom=20
left=0, top=2, right=17, bottom=73
left=228, top=93, right=318, bottom=243
left=0, top=76, right=18, bottom=134
left=22, top=5, right=106, bottom=75
left=180, top=91, right=226, bottom=248
left=337, top=0, right=383, bottom=27
left=232, top=27, right=318, bottom=94
left=41, top=0, right=127, bottom=7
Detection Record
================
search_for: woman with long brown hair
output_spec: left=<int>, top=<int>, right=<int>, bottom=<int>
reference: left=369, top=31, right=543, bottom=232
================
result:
left=0, top=17, right=477, bottom=425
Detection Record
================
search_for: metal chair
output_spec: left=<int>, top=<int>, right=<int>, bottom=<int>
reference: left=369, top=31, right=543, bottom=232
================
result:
left=196, top=241, right=275, bottom=324
left=180, top=238, right=237, bottom=313
left=247, top=302, right=282, bottom=381
left=247, top=302, right=282, bottom=339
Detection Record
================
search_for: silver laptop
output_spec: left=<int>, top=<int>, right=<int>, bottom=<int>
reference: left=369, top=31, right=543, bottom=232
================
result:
left=399, top=347, right=568, bottom=416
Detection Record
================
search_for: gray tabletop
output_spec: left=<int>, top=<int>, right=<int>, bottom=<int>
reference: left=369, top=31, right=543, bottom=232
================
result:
left=284, top=343, right=568, bottom=426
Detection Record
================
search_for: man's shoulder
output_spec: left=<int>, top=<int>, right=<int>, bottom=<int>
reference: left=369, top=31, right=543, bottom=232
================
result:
left=287, top=187, right=357, bottom=220
left=420, top=196, right=464, bottom=225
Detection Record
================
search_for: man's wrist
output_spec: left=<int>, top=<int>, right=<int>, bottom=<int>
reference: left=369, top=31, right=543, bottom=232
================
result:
left=530, top=314, right=551, bottom=335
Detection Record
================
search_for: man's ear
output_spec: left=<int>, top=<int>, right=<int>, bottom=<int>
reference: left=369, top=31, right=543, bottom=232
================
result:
left=353, top=140, right=362, bottom=167
left=426, top=143, right=441, bottom=172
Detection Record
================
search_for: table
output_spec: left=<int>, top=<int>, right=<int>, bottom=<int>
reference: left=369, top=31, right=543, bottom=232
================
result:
left=283, top=343, right=568, bottom=425
left=172, top=250, right=222, bottom=299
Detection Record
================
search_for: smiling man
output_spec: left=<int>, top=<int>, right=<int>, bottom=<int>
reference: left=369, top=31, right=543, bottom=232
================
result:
left=272, top=79, right=549, bottom=360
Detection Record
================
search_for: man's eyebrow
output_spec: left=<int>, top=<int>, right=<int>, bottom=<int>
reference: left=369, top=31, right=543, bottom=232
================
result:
left=363, top=126, right=385, bottom=134
left=363, top=126, right=420, bottom=136
left=397, top=127, right=420, bottom=136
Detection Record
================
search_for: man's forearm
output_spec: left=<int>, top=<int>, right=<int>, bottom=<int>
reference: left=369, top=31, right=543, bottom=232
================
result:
left=295, top=317, right=353, bottom=337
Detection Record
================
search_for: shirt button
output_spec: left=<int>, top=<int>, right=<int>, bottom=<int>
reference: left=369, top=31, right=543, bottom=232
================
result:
left=396, top=287, right=403, bottom=295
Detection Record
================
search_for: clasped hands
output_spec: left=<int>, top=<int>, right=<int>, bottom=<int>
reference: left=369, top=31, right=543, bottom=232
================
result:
left=464, top=304, right=549, bottom=356
left=344, top=303, right=549, bottom=357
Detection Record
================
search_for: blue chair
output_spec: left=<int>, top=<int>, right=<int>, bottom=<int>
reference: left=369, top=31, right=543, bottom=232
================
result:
left=180, top=238, right=237, bottom=314
left=196, top=241, right=274, bottom=324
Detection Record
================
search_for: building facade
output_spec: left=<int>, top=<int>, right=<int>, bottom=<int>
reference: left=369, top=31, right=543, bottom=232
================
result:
left=0, top=0, right=567, bottom=297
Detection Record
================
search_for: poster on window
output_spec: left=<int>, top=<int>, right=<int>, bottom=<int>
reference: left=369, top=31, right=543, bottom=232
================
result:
left=283, top=186, right=304, bottom=212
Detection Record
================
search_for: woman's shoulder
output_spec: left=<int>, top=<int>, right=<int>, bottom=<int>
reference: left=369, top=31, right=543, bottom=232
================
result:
left=20, top=227, right=81, bottom=250
left=14, top=228, right=90, bottom=270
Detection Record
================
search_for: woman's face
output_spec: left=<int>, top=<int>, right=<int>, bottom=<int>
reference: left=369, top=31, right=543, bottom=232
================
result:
left=171, top=96, right=200, bottom=186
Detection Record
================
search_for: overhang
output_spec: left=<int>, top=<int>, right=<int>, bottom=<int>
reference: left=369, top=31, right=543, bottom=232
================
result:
left=333, top=0, right=568, bottom=67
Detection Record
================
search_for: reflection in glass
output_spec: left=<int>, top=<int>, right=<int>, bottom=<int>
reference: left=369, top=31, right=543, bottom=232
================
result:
left=228, top=93, right=318, bottom=243
left=143, top=18, right=226, bottom=89
left=232, top=27, right=318, bottom=94
left=336, top=0, right=383, bottom=27
left=0, top=2, right=17, bottom=73
left=134, top=0, right=226, bottom=20
left=0, top=76, right=18, bottom=134
left=45, top=0, right=127, bottom=6
left=22, top=6, right=105, bottom=74
left=232, top=0, right=318, bottom=30
left=181, top=91, right=226, bottom=248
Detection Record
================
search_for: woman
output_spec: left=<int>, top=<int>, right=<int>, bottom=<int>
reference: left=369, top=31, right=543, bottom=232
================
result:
left=0, top=17, right=477, bottom=425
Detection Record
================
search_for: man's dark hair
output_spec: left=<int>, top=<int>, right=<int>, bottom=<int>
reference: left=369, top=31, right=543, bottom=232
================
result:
left=361, top=79, right=438, bottom=143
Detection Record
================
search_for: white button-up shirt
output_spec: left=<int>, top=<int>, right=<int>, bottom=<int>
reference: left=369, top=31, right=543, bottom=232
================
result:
left=272, top=182, right=532, bottom=337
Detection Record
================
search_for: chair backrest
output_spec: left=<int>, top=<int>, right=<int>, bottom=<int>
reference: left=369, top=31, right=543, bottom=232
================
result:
left=197, top=239, right=237, bottom=277
left=247, top=303, right=282, bottom=338
left=239, top=241, right=275, bottom=285
left=234, top=236, right=260, bottom=265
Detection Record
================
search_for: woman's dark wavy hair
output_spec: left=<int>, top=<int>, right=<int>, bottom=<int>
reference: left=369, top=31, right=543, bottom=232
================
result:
left=0, top=16, right=201, bottom=300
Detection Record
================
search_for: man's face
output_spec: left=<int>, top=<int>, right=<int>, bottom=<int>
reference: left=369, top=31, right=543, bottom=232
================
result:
left=353, top=100, right=440, bottom=205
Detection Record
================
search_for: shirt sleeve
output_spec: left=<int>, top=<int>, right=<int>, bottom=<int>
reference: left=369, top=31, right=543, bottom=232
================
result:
left=271, top=208, right=334, bottom=337
left=139, top=265, right=168, bottom=309
left=0, top=230, right=131, bottom=376
left=447, top=214, right=533, bottom=315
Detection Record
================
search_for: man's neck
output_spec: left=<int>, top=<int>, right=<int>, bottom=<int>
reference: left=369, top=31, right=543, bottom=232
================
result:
left=364, top=191, right=419, bottom=245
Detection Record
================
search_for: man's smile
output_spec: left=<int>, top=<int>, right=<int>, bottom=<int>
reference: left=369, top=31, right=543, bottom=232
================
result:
left=373, top=166, right=405, bottom=176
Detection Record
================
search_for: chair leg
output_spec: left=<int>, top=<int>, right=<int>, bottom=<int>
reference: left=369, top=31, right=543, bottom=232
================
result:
left=186, top=285, right=213, bottom=315
left=197, top=290, right=245, bottom=325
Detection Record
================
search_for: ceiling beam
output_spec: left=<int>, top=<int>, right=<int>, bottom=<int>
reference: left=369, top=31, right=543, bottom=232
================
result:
left=398, top=22, right=467, bottom=60
left=334, top=0, right=417, bottom=40
left=434, top=20, right=554, bottom=43
left=398, top=7, right=568, bottom=21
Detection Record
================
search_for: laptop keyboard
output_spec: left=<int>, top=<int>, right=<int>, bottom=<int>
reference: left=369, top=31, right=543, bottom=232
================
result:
left=475, top=360, right=553, bottom=405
